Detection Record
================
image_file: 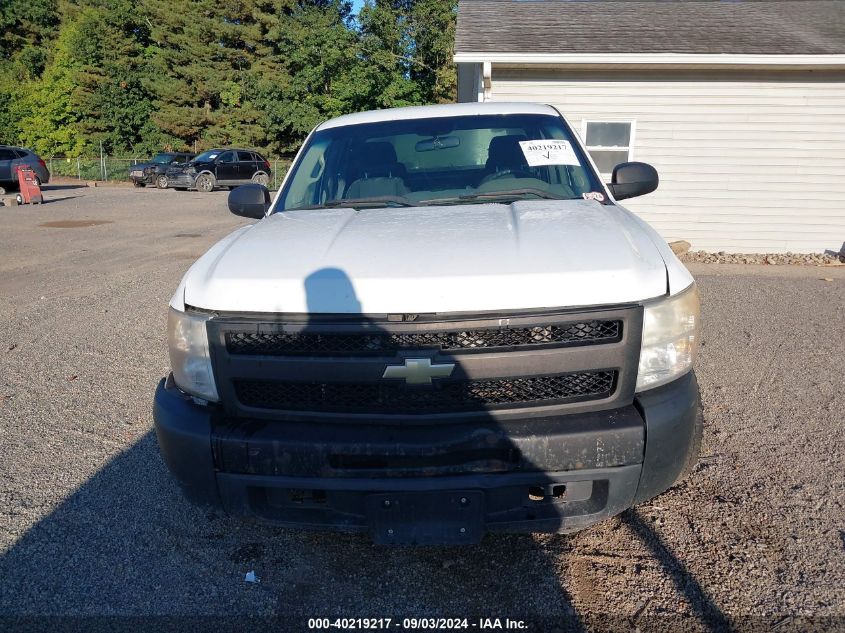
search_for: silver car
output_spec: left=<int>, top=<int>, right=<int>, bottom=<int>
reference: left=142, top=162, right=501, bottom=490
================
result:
left=0, top=146, right=51, bottom=190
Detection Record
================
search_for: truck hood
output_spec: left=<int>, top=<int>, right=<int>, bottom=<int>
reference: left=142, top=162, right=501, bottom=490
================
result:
left=180, top=200, right=669, bottom=314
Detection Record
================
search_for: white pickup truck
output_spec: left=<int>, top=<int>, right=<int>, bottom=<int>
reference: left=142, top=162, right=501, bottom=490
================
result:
left=154, top=102, right=702, bottom=545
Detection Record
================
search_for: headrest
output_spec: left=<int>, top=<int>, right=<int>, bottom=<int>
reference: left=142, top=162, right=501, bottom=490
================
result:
left=359, top=141, right=398, bottom=165
left=486, top=135, right=529, bottom=170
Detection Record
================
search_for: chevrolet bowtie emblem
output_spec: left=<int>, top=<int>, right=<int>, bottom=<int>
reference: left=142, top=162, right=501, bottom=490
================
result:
left=382, top=358, right=455, bottom=385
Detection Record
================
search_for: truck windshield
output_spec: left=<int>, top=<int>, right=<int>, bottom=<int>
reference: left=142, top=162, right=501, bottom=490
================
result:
left=152, top=153, right=175, bottom=164
left=276, top=113, right=605, bottom=211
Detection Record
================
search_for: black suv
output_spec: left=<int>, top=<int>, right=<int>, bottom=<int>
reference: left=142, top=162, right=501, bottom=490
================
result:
left=166, top=148, right=272, bottom=192
left=129, top=152, right=195, bottom=188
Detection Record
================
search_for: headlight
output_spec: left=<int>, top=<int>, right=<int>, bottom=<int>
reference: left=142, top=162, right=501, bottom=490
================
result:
left=636, top=283, right=700, bottom=391
left=167, top=307, right=219, bottom=401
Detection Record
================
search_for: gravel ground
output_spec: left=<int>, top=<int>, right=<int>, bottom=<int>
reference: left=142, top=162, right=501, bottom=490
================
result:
left=680, top=251, right=843, bottom=266
left=1, top=186, right=844, bottom=632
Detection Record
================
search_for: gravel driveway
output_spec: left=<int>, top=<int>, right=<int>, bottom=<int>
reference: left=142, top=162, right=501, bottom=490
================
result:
left=1, top=185, right=843, bottom=632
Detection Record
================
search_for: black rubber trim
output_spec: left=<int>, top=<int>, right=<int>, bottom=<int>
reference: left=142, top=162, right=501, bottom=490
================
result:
left=190, top=300, right=648, bottom=321
left=216, top=465, right=643, bottom=537
left=633, top=371, right=703, bottom=504
left=152, top=377, right=220, bottom=507
left=211, top=403, right=645, bottom=478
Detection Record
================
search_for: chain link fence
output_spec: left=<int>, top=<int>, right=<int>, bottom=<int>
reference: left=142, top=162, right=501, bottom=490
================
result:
left=46, top=156, right=293, bottom=189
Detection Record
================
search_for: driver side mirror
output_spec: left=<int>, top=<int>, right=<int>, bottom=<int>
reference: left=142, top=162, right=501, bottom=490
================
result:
left=607, top=162, right=658, bottom=201
left=228, top=184, right=270, bottom=219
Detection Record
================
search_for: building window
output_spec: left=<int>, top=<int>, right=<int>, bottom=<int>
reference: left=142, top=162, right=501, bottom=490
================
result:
left=581, top=121, right=635, bottom=178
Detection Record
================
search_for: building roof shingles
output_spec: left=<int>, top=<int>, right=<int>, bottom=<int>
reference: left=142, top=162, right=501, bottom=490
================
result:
left=455, top=0, right=845, bottom=56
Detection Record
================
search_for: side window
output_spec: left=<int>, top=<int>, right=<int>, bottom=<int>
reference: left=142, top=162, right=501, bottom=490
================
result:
left=0, top=149, right=17, bottom=160
left=217, top=151, right=235, bottom=163
left=581, top=121, right=635, bottom=178
left=13, top=149, right=29, bottom=159
left=237, top=151, right=254, bottom=162
left=280, top=139, right=329, bottom=209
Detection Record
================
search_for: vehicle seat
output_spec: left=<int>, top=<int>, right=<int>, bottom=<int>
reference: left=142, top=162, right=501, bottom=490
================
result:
left=485, top=135, right=530, bottom=176
left=344, top=142, right=408, bottom=198
left=345, top=176, right=409, bottom=199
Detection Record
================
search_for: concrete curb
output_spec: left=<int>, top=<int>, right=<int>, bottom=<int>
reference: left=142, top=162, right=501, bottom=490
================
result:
left=86, top=180, right=134, bottom=188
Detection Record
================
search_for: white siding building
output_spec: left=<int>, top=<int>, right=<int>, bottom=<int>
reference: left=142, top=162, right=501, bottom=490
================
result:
left=455, top=1, right=845, bottom=254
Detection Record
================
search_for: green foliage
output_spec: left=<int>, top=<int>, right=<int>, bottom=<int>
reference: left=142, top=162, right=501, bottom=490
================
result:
left=409, top=0, right=458, bottom=103
left=356, top=0, right=457, bottom=105
left=0, top=0, right=458, bottom=156
left=0, top=0, right=60, bottom=63
left=254, top=1, right=372, bottom=152
left=0, top=78, right=21, bottom=145
left=356, top=0, right=421, bottom=109
left=17, top=7, right=87, bottom=156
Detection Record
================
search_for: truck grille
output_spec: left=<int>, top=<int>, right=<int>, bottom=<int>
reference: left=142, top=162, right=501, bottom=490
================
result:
left=233, top=371, right=617, bottom=413
left=225, top=320, right=621, bottom=356
left=208, top=306, right=641, bottom=419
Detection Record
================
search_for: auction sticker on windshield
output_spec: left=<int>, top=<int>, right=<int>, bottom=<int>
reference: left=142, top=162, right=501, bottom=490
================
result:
left=518, top=140, right=580, bottom=167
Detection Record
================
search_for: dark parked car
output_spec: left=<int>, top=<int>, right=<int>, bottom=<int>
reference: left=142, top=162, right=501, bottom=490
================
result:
left=165, top=148, right=272, bottom=192
left=129, top=152, right=195, bottom=189
left=0, top=145, right=50, bottom=191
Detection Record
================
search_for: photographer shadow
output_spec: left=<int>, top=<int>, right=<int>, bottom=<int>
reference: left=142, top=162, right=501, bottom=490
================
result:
left=284, top=267, right=587, bottom=625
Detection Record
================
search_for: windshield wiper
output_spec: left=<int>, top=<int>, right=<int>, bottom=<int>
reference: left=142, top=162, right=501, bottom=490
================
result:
left=290, top=196, right=418, bottom=211
left=423, top=188, right=571, bottom=205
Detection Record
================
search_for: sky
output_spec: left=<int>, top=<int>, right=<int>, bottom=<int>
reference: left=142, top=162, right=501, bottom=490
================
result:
left=351, top=0, right=365, bottom=14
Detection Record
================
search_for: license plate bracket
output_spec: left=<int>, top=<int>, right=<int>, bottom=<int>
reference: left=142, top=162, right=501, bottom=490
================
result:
left=366, top=490, right=485, bottom=545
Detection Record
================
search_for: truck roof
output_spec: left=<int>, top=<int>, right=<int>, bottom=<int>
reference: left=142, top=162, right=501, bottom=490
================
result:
left=316, top=102, right=560, bottom=131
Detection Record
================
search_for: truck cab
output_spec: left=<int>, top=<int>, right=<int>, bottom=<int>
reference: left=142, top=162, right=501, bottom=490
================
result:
left=154, top=102, right=702, bottom=545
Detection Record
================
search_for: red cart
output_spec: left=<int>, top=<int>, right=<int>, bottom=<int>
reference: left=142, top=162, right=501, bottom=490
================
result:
left=15, top=165, right=43, bottom=205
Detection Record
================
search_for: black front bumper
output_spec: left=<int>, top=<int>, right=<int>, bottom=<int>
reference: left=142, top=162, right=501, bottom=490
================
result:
left=165, top=172, right=195, bottom=188
left=130, top=172, right=155, bottom=185
left=153, top=372, right=701, bottom=543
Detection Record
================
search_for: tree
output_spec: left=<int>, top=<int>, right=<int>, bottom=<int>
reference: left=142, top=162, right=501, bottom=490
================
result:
left=16, top=7, right=88, bottom=156
left=141, top=0, right=276, bottom=151
left=253, top=0, right=375, bottom=153
left=0, top=0, right=61, bottom=146
left=408, top=0, right=457, bottom=104
left=0, top=0, right=459, bottom=156
left=356, top=0, right=420, bottom=109
left=72, top=1, right=159, bottom=153
left=0, top=0, right=60, bottom=66
left=356, top=0, right=456, bottom=106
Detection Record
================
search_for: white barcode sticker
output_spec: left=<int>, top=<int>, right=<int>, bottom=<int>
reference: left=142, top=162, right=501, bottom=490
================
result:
left=518, top=140, right=581, bottom=167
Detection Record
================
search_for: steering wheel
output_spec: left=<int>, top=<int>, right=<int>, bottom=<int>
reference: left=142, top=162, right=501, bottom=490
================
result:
left=479, top=168, right=536, bottom=186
